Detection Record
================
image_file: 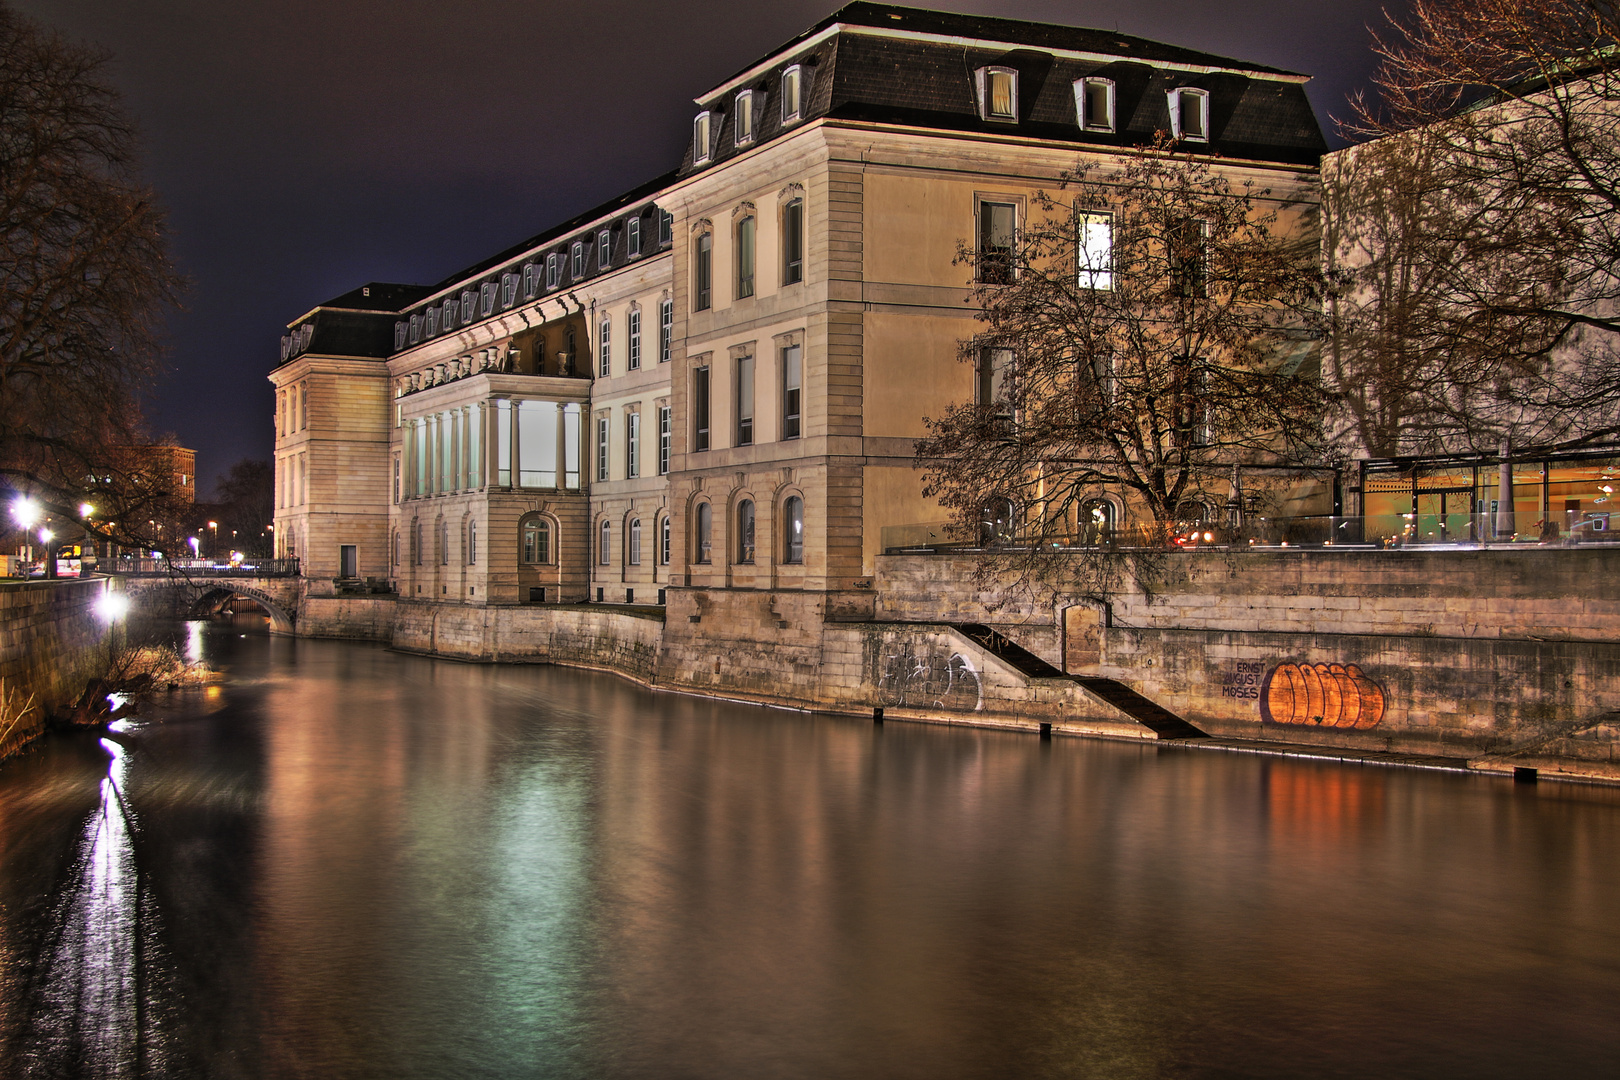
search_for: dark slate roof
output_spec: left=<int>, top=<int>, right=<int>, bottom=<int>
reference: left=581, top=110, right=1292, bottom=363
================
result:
left=718, top=2, right=1305, bottom=88
left=679, top=3, right=1326, bottom=176
left=316, top=282, right=436, bottom=313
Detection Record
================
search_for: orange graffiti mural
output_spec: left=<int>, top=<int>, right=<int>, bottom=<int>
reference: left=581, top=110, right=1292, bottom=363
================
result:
left=1259, top=662, right=1386, bottom=729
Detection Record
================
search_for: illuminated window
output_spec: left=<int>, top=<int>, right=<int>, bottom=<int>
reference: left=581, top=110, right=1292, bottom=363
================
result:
left=783, top=496, right=804, bottom=564
left=975, top=66, right=1018, bottom=121
left=1078, top=211, right=1113, bottom=291
left=735, top=90, right=757, bottom=146
left=736, top=500, right=755, bottom=564
left=695, top=503, right=712, bottom=563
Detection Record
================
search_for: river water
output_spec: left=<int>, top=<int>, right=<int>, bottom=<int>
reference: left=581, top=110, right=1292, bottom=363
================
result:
left=0, top=617, right=1617, bottom=1078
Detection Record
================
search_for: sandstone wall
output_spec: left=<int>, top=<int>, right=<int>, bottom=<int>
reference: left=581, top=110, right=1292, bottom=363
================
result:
left=0, top=578, right=112, bottom=757
left=390, top=601, right=663, bottom=682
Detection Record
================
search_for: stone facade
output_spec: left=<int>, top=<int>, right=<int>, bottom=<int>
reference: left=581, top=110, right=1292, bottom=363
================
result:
left=0, top=578, right=113, bottom=756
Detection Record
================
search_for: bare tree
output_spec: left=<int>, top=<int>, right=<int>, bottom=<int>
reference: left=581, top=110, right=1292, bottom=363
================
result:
left=915, top=146, right=1328, bottom=598
left=213, top=458, right=274, bottom=557
left=0, top=2, right=184, bottom=551
left=1337, top=0, right=1620, bottom=455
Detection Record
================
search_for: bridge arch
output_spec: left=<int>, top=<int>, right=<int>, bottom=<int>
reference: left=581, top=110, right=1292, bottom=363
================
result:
left=188, top=585, right=296, bottom=635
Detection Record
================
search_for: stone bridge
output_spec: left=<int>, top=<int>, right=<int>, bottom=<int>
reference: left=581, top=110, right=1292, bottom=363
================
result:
left=114, top=573, right=302, bottom=635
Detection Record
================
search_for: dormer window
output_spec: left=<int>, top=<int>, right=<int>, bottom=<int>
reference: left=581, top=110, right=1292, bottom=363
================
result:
left=734, top=90, right=757, bottom=146
left=693, top=111, right=713, bottom=164
left=501, top=273, right=517, bottom=308
left=1169, top=87, right=1209, bottom=143
left=425, top=308, right=439, bottom=336
left=443, top=297, right=457, bottom=326
left=546, top=254, right=559, bottom=290
left=394, top=322, right=407, bottom=351
left=659, top=210, right=673, bottom=246
left=522, top=264, right=539, bottom=298
left=461, top=290, right=476, bottom=325
left=571, top=241, right=584, bottom=279
left=479, top=282, right=495, bottom=316
left=1077, top=77, right=1115, bottom=133
left=409, top=314, right=422, bottom=344
left=781, top=64, right=803, bottom=123
left=975, top=66, right=1018, bottom=122
left=598, top=228, right=611, bottom=268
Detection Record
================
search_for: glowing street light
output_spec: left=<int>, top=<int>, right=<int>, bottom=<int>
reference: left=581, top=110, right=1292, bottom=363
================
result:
left=11, top=498, right=39, bottom=528
left=96, top=591, right=130, bottom=623
left=38, top=528, right=52, bottom=545
left=79, top=502, right=94, bottom=518
left=188, top=535, right=200, bottom=556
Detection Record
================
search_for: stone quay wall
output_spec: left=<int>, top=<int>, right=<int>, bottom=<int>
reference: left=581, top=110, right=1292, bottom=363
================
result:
left=0, top=577, right=112, bottom=758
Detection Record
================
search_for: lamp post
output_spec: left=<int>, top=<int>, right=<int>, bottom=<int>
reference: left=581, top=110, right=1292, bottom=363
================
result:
left=208, top=520, right=218, bottom=559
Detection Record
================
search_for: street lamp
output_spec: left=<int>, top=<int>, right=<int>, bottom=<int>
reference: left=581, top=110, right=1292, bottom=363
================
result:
left=11, top=498, right=39, bottom=529
left=207, top=520, right=218, bottom=558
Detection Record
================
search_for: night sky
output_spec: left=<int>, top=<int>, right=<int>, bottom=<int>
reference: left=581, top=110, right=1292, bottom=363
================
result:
left=18, top=0, right=1404, bottom=496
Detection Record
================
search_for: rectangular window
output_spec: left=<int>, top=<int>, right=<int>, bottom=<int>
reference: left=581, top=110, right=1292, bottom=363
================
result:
left=563, top=404, right=581, bottom=489
left=659, top=210, right=673, bottom=246
left=501, top=274, right=517, bottom=308
left=468, top=521, right=477, bottom=565
left=781, top=65, right=803, bottom=122
left=1170, top=218, right=1207, bottom=298
left=978, top=201, right=1017, bottom=284
left=736, top=354, right=754, bottom=446
left=571, top=242, right=584, bottom=279
left=596, top=415, right=610, bottom=482
left=425, top=309, right=439, bottom=337
left=1079, top=211, right=1113, bottom=291
left=693, top=365, right=711, bottom=451
left=782, top=344, right=802, bottom=439
left=546, top=254, right=559, bottom=290
left=693, top=111, right=712, bottom=164
left=461, top=290, right=476, bottom=324
left=694, top=233, right=712, bottom=311
left=628, top=309, right=641, bottom=370
left=1170, top=88, right=1209, bottom=142
left=736, top=216, right=755, bottom=299
left=658, top=405, right=672, bottom=475
left=626, top=411, right=641, bottom=479
left=735, top=90, right=755, bottom=145
left=598, top=228, right=611, bottom=268
left=660, top=298, right=673, bottom=361
left=1077, top=78, right=1115, bottom=132
left=782, top=198, right=804, bottom=285
left=409, top=314, right=422, bottom=344
left=480, top=283, right=495, bottom=315
left=977, top=348, right=1015, bottom=422
left=393, top=455, right=401, bottom=504
left=518, top=400, right=559, bottom=488
left=496, top=399, right=512, bottom=486
left=522, top=264, right=538, bottom=298
left=977, top=66, right=1018, bottom=121
left=628, top=217, right=641, bottom=258
left=599, top=317, right=611, bottom=377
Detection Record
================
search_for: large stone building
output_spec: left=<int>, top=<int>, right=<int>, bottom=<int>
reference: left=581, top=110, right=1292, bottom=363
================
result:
left=272, top=1, right=1325, bottom=612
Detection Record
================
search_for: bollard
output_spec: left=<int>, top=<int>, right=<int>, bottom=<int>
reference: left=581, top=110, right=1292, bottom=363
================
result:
left=1514, top=766, right=1538, bottom=784
left=873, top=707, right=884, bottom=724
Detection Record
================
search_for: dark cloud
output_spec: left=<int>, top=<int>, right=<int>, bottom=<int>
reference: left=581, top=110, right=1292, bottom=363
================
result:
left=15, top=0, right=1402, bottom=494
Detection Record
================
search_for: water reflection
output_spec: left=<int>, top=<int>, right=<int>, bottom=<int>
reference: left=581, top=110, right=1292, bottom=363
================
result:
left=0, top=618, right=1617, bottom=1078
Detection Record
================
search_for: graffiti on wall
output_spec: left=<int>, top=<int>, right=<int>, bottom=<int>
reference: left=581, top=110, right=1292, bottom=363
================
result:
left=875, top=643, right=984, bottom=712
left=1260, top=662, right=1387, bottom=729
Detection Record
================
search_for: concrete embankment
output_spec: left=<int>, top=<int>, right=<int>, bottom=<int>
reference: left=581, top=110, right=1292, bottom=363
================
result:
left=0, top=577, right=113, bottom=759
left=280, top=547, right=1620, bottom=784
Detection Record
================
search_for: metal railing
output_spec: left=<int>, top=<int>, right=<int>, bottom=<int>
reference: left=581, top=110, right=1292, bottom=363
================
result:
left=881, top=512, right=1620, bottom=554
left=102, top=557, right=301, bottom=577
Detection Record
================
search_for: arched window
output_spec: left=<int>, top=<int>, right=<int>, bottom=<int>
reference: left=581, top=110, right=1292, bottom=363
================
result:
left=1080, top=499, right=1115, bottom=546
left=736, top=500, right=755, bottom=563
left=468, top=520, right=477, bottom=564
left=599, top=520, right=612, bottom=565
left=391, top=529, right=399, bottom=567
left=695, top=503, right=712, bottom=564
left=783, top=496, right=804, bottom=564
left=628, top=518, right=642, bottom=566
left=413, top=520, right=423, bottom=565
left=659, top=515, right=671, bottom=565
left=440, top=520, right=450, bottom=564
left=522, top=517, right=552, bottom=564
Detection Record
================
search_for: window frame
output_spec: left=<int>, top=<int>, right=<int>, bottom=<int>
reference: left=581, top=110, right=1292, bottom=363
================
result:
left=735, top=500, right=756, bottom=564
left=1078, top=210, right=1114, bottom=291
left=693, top=111, right=713, bottom=164
left=734, top=90, right=757, bottom=146
left=546, top=254, right=560, bottom=290
left=659, top=514, right=671, bottom=565
left=694, top=231, right=713, bottom=311
left=693, top=364, right=711, bottom=451
left=571, top=242, right=585, bottom=280
left=522, top=516, right=553, bottom=564
left=468, top=519, right=477, bottom=565
left=976, top=197, right=1021, bottom=285
left=781, top=64, right=804, bottom=124
left=695, top=502, right=712, bottom=564
left=781, top=343, right=802, bottom=440
left=659, top=298, right=674, bottom=361
left=627, top=307, right=641, bottom=370
left=599, top=315, right=612, bottom=377
left=628, top=518, right=642, bottom=566
left=1076, top=77, right=1116, bottom=133
left=658, top=404, right=672, bottom=475
left=596, top=414, right=610, bottom=482
left=1169, top=87, right=1210, bottom=143
left=599, top=519, right=612, bottom=566
left=735, top=353, right=754, bottom=446
left=782, top=197, right=804, bottom=285
left=628, top=216, right=642, bottom=258
left=783, top=496, right=804, bottom=564
left=735, top=214, right=755, bottom=299
left=975, top=65, right=1019, bottom=122
left=626, top=409, right=640, bottom=479
left=598, top=228, right=611, bottom=269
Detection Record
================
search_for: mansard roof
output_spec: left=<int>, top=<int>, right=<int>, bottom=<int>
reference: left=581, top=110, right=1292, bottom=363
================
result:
left=679, top=2, right=1326, bottom=176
